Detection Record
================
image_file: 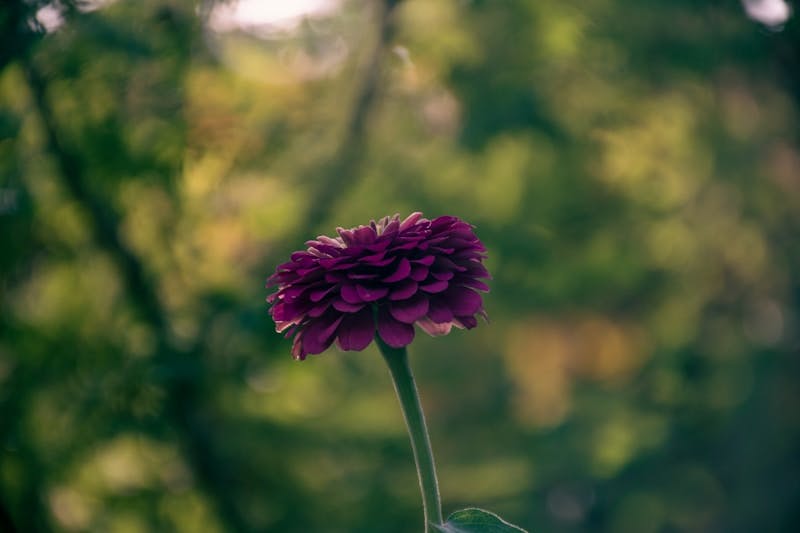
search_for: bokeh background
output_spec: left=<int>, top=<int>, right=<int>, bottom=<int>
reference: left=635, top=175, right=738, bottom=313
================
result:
left=2, top=0, right=800, bottom=531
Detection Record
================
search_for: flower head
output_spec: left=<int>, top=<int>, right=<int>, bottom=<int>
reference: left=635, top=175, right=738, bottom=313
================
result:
left=267, top=213, right=490, bottom=360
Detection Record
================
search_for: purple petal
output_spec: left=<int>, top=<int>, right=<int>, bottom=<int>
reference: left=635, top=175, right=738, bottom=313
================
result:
left=429, top=246, right=455, bottom=254
left=399, top=212, right=424, bottom=230
left=347, top=272, right=379, bottom=280
left=382, top=217, right=400, bottom=235
left=332, top=299, right=365, bottom=313
left=431, top=271, right=454, bottom=281
left=457, top=278, right=490, bottom=292
left=340, top=284, right=363, bottom=304
left=377, top=307, right=415, bottom=348
left=365, top=238, right=392, bottom=252
left=410, top=265, right=429, bottom=282
left=389, top=280, right=418, bottom=300
left=307, top=243, right=341, bottom=256
left=382, top=258, right=411, bottom=282
left=308, top=301, right=330, bottom=317
left=430, top=215, right=458, bottom=229
left=440, top=237, right=481, bottom=251
left=325, top=272, right=346, bottom=283
left=301, top=314, right=345, bottom=355
left=336, top=308, right=375, bottom=351
left=282, top=285, right=309, bottom=300
left=283, top=324, right=299, bottom=338
left=420, top=279, right=449, bottom=293
left=336, top=227, right=356, bottom=245
left=361, top=250, right=387, bottom=263
left=275, top=318, right=300, bottom=334
left=341, top=244, right=366, bottom=256
left=371, top=256, right=396, bottom=267
left=392, top=240, right=425, bottom=251
left=445, top=226, right=478, bottom=240
left=389, top=294, right=429, bottom=323
left=319, top=257, right=357, bottom=270
left=427, top=298, right=454, bottom=323
left=434, top=257, right=467, bottom=272
left=452, top=249, right=487, bottom=261
left=356, top=284, right=389, bottom=302
left=352, top=225, right=377, bottom=244
left=411, top=255, right=436, bottom=266
left=315, top=235, right=344, bottom=248
left=454, top=315, right=478, bottom=329
left=463, top=261, right=491, bottom=278
left=271, top=300, right=308, bottom=322
left=443, top=286, right=482, bottom=315
left=310, top=286, right=336, bottom=302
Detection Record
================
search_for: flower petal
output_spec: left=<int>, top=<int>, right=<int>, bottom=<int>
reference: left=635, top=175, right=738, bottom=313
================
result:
left=292, top=335, right=305, bottom=360
left=347, top=272, right=379, bottom=280
left=431, top=270, right=454, bottom=281
left=352, top=225, right=377, bottom=244
left=389, top=294, right=429, bottom=323
left=411, top=255, right=436, bottom=266
left=308, top=301, right=330, bottom=317
left=427, top=298, right=454, bottom=323
left=416, top=317, right=453, bottom=337
left=410, top=265, right=429, bottom=282
left=381, top=217, right=400, bottom=235
left=457, top=278, right=490, bottom=292
left=332, top=299, right=365, bottom=313
left=433, top=256, right=467, bottom=272
left=340, top=284, right=363, bottom=304
left=443, top=286, right=482, bottom=315
left=399, top=212, right=424, bottom=230
left=301, top=314, right=345, bottom=355
left=420, top=279, right=449, bottom=293
left=356, top=284, right=389, bottom=302
left=389, top=280, right=418, bottom=300
left=335, top=308, right=374, bottom=351
left=430, top=215, right=458, bottom=230
left=378, top=307, right=415, bottom=348
left=310, top=286, right=336, bottom=302
left=325, top=272, right=346, bottom=283
left=271, top=300, right=308, bottom=322
left=463, top=261, right=491, bottom=278
left=361, top=250, right=387, bottom=263
left=382, top=258, right=411, bottom=282
left=454, top=315, right=478, bottom=329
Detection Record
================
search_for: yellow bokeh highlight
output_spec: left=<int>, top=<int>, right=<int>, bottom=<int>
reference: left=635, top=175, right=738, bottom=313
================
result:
left=505, top=316, right=649, bottom=428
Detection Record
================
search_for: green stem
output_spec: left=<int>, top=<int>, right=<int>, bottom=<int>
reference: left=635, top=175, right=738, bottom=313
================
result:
left=376, top=336, right=443, bottom=531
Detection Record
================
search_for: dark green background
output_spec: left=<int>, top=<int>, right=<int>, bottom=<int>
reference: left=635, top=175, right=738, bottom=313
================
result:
left=1, top=1, right=799, bottom=531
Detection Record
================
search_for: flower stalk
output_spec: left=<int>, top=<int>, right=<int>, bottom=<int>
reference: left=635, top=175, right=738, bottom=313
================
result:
left=376, top=335, right=443, bottom=531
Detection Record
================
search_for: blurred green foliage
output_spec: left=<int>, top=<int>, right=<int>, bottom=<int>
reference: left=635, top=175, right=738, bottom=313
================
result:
left=1, top=0, right=800, bottom=532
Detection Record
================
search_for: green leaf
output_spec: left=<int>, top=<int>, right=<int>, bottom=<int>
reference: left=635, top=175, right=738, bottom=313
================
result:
left=432, top=508, right=528, bottom=533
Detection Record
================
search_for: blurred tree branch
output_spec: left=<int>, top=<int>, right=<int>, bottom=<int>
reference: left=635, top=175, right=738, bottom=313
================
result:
left=20, top=43, right=256, bottom=533
left=299, top=0, right=403, bottom=236
left=15, top=1, right=256, bottom=528
left=13, top=0, right=403, bottom=531
left=0, top=497, right=16, bottom=533
left=0, top=0, right=35, bottom=73
left=22, top=61, right=169, bottom=334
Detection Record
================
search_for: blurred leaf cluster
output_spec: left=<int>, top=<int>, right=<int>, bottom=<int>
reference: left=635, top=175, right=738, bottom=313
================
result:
left=1, top=0, right=799, bottom=532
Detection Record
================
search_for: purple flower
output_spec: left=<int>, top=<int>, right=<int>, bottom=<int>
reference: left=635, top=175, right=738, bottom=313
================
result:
left=266, top=213, right=490, bottom=360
